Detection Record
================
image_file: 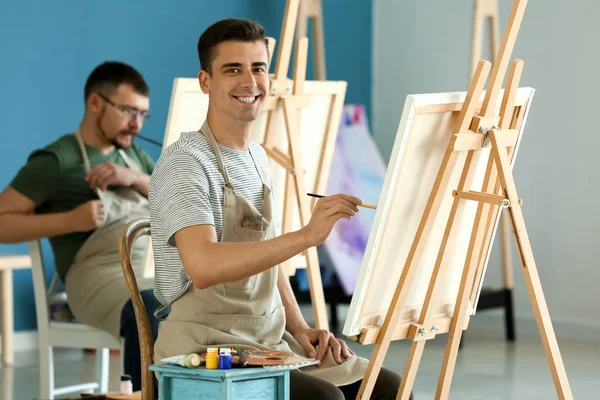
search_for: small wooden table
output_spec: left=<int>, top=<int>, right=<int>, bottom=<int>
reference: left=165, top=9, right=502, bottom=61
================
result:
left=149, top=364, right=290, bottom=400
left=0, top=254, right=31, bottom=366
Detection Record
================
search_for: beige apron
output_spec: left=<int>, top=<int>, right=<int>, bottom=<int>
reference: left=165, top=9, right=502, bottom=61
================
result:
left=153, top=122, right=368, bottom=386
left=65, top=130, right=153, bottom=339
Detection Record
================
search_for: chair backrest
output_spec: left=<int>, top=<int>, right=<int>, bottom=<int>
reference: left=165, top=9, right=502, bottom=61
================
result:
left=29, top=240, right=69, bottom=328
left=119, top=218, right=156, bottom=400
left=29, top=240, right=51, bottom=328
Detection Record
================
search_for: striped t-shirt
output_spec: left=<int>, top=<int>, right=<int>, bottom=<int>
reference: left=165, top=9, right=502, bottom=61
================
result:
left=149, top=131, right=277, bottom=307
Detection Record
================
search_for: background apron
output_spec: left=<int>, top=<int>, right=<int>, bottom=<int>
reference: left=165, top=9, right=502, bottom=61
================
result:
left=65, top=130, right=153, bottom=339
left=154, top=123, right=368, bottom=386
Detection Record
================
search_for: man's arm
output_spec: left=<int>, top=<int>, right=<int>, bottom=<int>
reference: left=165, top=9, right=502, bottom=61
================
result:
left=0, top=187, right=104, bottom=243
left=0, top=151, right=105, bottom=243
left=176, top=225, right=308, bottom=289
left=175, top=194, right=361, bottom=290
left=131, top=171, right=150, bottom=197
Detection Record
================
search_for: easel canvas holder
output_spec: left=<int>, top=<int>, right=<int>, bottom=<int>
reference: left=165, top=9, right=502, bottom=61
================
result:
left=345, top=0, right=573, bottom=398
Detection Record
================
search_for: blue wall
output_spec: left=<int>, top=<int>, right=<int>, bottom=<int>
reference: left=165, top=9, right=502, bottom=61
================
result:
left=0, top=1, right=371, bottom=332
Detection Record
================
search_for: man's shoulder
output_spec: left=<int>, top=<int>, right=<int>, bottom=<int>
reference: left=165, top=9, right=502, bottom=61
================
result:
left=152, top=132, right=215, bottom=178
left=248, top=141, right=268, bottom=161
left=160, top=132, right=214, bottom=163
left=44, top=133, right=78, bottom=153
left=29, top=134, right=80, bottom=168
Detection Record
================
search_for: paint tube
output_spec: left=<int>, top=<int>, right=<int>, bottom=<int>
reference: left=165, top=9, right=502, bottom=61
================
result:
left=161, top=353, right=202, bottom=368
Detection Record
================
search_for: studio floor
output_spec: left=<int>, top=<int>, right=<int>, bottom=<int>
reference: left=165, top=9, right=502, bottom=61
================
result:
left=2, top=312, right=598, bottom=400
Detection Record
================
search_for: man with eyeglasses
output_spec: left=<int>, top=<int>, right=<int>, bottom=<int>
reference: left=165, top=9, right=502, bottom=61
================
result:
left=0, top=61, right=160, bottom=391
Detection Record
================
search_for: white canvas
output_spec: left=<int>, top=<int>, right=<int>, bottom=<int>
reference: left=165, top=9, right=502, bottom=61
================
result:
left=343, top=87, right=535, bottom=337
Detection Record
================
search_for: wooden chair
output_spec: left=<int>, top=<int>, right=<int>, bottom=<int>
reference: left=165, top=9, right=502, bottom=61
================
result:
left=29, top=240, right=122, bottom=399
left=119, top=218, right=156, bottom=400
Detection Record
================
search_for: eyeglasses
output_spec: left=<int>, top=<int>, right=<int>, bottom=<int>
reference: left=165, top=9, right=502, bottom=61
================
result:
left=97, top=93, right=151, bottom=122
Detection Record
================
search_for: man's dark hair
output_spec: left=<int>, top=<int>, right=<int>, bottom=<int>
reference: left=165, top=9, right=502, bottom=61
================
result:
left=197, top=18, right=269, bottom=75
left=84, top=61, right=150, bottom=102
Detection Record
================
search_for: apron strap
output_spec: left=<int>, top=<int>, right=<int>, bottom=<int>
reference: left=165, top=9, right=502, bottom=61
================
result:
left=118, top=149, right=142, bottom=172
left=199, top=121, right=270, bottom=189
left=154, top=304, right=171, bottom=320
left=199, top=121, right=233, bottom=187
left=74, top=129, right=93, bottom=173
left=248, top=148, right=269, bottom=188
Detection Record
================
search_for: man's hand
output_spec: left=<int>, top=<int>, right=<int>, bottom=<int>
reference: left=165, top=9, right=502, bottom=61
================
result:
left=293, top=327, right=355, bottom=366
left=301, top=194, right=362, bottom=247
left=67, top=200, right=104, bottom=232
left=85, top=162, right=140, bottom=191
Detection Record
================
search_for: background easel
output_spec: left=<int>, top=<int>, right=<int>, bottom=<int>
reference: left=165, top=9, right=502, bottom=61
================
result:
left=290, top=0, right=371, bottom=334
left=296, top=0, right=326, bottom=80
left=355, top=0, right=573, bottom=398
left=469, top=0, right=516, bottom=342
left=261, top=0, right=342, bottom=331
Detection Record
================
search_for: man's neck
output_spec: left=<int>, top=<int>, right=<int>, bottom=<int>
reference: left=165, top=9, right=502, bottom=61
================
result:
left=206, top=109, right=253, bottom=151
left=79, top=116, right=115, bottom=155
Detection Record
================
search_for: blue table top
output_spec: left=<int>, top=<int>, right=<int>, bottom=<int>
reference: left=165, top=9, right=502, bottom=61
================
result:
left=150, top=364, right=290, bottom=378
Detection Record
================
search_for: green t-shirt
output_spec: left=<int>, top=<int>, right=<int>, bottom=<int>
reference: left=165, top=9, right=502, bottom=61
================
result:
left=10, top=133, right=155, bottom=282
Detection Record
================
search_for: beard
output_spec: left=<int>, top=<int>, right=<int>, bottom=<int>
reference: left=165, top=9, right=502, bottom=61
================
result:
left=96, top=112, right=135, bottom=150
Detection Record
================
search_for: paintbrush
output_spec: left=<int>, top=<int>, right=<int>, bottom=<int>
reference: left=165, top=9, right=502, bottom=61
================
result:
left=306, top=193, right=377, bottom=210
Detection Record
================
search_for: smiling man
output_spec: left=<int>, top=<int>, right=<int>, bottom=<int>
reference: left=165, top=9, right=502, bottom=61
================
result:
left=150, top=19, right=411, bottom=399
left=0, top=61, right=160, bottom=391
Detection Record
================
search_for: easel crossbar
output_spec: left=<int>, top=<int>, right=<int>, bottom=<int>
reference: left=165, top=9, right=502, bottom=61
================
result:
left=452, top=190, right=522, bottom=207
left=452, top=129, right=518, bottom=151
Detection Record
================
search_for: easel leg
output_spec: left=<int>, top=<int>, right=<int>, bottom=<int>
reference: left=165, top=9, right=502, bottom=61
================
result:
left=355, top=149, right=460, bottom=400
left=436, top=200, right=495, bottom=399
left=400, top=147, right=482, bottom=399
left=281, top=169, right=299, bottom=276
left=396, top=341, right=425, bottom=400
left=282, top=97, right=329, bottom=331
left=489, top=131, right=573, bottom=399
left=500, top=211, right=516, bottom=341
left=504, top=288, right=516, bottom=341
left=437, top=63, right=520, bottom=393
left=305, top=247, right=328, bottom=330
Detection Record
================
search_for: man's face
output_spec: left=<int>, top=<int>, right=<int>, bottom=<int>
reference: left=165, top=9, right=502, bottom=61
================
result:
left=199, top=40, right=269, bottom=122
left=92, top=83, right=150, bottom=149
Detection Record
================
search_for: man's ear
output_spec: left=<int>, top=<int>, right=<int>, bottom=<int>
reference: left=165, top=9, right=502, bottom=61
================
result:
left=198, top=70, right=210, bottom=94
left=86, top=93, right=102, bottom=113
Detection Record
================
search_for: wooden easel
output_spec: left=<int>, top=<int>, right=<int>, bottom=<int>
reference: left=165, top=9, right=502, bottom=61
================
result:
left=297, top=0, right=326, bottom=80
left=261, top=0, right=329, bottom=330
left=357, top=0, right=573, bottom=398
left=469, top=0, right=516, bottom=341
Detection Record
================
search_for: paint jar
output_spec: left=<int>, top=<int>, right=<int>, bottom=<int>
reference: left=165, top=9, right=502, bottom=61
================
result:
left=206, top=348, right=219, bottom=369
left=120, top=375, right=133, bottom=395
left=218, top=348, right=232, bottom=369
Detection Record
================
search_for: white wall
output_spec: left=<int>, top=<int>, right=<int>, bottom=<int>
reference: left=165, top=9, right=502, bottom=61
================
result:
left=372, top=0, right=600, bottom=334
